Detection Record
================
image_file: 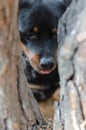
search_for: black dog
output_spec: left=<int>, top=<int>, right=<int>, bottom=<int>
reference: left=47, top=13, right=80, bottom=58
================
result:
left=19, top=0, right=71, bottom=101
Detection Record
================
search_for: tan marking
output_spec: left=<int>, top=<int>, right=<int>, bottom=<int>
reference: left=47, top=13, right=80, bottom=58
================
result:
left=29, top=84, right=41, bottom=89
left=39, top=88, right=60, bottom=120
left=52, top=27, right=57, bottom=33
left=51, top=88, right=60, bottom=101
left=20, top=42, right=40, bottom=72
left=33, top=27, right=39, bottom=33
left=20, top=42, right=57, bottom=73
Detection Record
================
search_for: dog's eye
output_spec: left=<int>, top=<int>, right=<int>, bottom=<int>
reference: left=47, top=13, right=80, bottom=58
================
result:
left=26, top=27, right=39, bottom=40
left=26, top=32, right=37, bottom=40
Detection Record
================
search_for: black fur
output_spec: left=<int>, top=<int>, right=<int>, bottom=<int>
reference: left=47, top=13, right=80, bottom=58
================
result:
left=19, top=0, right=71, bottom=101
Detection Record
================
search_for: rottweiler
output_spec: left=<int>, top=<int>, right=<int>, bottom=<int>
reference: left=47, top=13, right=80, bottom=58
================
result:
left=19, top=0, right=71, bottom=101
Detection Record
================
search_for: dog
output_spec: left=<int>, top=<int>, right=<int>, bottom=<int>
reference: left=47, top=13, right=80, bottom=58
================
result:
left=19, top=0, right=71, bottom=101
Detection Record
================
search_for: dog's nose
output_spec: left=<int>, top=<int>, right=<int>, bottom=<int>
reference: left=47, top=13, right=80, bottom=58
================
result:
left=40, top=57, right=54, bottom=70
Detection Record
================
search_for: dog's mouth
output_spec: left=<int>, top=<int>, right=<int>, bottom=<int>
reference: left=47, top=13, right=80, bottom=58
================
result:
left=38, top=57, right=57, bottom=74
left=40, top=69, right=52, bottom=74
left=38, top=64, right=56, bottom=75
left=32, top=58, right=57, bottom=75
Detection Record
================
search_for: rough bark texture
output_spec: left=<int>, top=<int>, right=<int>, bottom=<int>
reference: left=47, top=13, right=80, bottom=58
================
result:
left=0, top=0, right=44, bottom=130
left=53, top=0, right=86, bottom=130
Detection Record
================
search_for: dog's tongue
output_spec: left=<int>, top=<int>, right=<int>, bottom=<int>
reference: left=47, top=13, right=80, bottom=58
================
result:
left=40, top=70, right=51, bottom=74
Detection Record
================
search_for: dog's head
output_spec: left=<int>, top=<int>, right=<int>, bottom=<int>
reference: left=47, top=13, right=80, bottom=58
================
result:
left=19, top=0, right=70, bottom=74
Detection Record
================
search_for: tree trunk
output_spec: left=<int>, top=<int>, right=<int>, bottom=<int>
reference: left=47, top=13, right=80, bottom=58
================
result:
left=53, top=0, right=86, bottom=130
left=0, top=0, right=44, bottom=130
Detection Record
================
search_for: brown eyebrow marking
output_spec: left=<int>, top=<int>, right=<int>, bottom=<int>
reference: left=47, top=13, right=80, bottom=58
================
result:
left=33, top=27, right=39, bottom=33
left=52, top=27, right=57, bottom=33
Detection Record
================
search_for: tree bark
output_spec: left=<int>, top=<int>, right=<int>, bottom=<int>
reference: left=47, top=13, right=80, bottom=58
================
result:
left=0, top=0, right=44, bottom=130
left=53, top=0, right=86, bottom=130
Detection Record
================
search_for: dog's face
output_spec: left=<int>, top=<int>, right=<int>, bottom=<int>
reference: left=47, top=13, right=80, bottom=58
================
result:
left=19, top=0, right=67, bottom=74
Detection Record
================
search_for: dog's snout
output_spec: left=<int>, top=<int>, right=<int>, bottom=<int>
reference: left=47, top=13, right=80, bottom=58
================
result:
left=40, top=57, right=54, bottom=70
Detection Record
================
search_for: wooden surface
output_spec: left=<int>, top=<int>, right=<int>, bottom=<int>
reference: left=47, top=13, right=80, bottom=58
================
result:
left=0, top=0, right=44, bottom=129
left=53, top=0, right=86, bottom=130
